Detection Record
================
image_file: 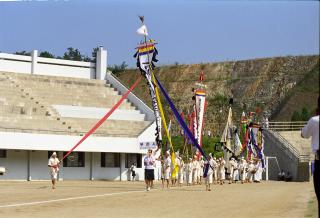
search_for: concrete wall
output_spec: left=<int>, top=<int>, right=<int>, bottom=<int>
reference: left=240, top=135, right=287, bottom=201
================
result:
left=0, top=150, right=145, bottom=181
left=0, top=50, right=107, bottom=80
left=0, top=150, right=28, bottom=180
left=263, top=130, right=307, bottom=181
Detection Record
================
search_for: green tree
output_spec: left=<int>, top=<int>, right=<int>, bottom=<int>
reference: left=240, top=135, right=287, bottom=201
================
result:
left=301, top=107, right=310, bottom=121
left=291, top=111, right=301, bottom=121
left=63, top=47, right=82, bottom=61
left=109, top=61, right=128, bottom=76
left=39, top=51, right=55, bottom=58
left=15, top=51, right=30, bottom=56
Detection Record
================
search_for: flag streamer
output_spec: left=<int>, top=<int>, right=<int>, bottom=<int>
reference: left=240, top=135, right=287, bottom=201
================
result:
left=62, top=75, right=142, bottom=161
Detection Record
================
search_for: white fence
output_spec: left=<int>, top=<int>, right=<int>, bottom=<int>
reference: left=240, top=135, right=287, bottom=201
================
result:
left=0, top=48, right=107, bottom=80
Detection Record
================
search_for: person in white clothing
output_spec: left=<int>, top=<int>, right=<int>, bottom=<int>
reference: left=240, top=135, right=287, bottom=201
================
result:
left=48, top=152, right=60, bottom=189
left=253, top=159, right=263, bottom=182
left=247, top=160, right=256, bottom=183
left=164, top=151, right=171, bottom=188
left=239, top=157, right=247, bottom=184
left=192, top=155, right=199, bottom=185
left=228, top=158, right=236, bottom=184
left=212, top=157, right=218, bottom=184
left=178, top=157, right=184, bottom=187
left=218, top=158, right=226, bottom=185
left=199, top=156, right=205, bottom=185
left=233, top=159, right=239, bottom=182
left=186, top=158, right=193, bottom=186
left=154, top=145, right=162, bottom=181
left=205, top=153, right=214, bottom=191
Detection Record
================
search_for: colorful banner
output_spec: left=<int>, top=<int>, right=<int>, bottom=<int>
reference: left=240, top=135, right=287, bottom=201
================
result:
left=194, top=89, right=206, bottom=148
left=134, top=41, right=162, bottom=145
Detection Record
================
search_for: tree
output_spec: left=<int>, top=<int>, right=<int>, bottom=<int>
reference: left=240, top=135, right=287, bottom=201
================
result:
left=15, top=51, right=30, bottom=56
left=109, top=61, right=128, bottom=76
left=63, top=47, right=82, bottom=61
left=39, top=51, right=55, bottom=58
left=301, top=107, right=310, bottom=121
left=291, top=111, right=300, bottom=121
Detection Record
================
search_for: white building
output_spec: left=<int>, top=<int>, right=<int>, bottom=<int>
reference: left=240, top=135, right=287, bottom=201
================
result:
left=0, top=48, right=156, bottom=181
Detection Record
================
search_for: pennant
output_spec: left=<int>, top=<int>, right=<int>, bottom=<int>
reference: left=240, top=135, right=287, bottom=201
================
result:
left=137, top=24, right=148, bottom=36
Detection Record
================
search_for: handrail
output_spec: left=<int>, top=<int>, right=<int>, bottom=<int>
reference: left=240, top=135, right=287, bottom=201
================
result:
left=267, top=121, right=307, bottom=131
left=265, top=129, right=309, bottom=162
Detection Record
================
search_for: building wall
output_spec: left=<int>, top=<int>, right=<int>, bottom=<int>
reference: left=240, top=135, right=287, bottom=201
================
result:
left=0, top=51, right=105, bottom=80
left=0, top=150, right=145, bottom=181
left=0, top=150, right=28, bottom=180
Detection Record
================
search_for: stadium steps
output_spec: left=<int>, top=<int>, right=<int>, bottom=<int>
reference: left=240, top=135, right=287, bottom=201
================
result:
left=0, top=71, right=151, bottom=137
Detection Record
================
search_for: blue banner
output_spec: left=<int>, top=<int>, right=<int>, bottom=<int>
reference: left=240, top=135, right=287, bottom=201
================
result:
left=154, top=75, right=208, bottom=160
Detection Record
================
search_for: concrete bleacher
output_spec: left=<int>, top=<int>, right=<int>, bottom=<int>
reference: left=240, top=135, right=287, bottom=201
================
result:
left=0, top=71, right=151, bottom=137
left=278, top=131, right=312, bottom=159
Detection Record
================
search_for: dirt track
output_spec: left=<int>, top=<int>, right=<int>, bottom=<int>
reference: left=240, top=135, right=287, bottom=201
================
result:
left=0, top=180, right=317, bottom=218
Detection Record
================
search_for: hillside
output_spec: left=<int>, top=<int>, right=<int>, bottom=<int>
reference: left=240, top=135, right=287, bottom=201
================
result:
left=115, top=55, right=319, bottom=135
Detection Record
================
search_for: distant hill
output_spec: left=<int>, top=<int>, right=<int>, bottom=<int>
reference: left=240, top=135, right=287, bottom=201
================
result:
left=115, top=55, right=319, bottom=135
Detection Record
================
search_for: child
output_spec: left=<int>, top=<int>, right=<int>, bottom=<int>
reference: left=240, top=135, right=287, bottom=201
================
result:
left=130, top=163, right=136, bottom=181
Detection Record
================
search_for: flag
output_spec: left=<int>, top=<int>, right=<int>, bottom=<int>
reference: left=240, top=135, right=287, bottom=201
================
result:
left=137, top=24, right=148, bottom=36
left=221, top=107, right=233, bottom=151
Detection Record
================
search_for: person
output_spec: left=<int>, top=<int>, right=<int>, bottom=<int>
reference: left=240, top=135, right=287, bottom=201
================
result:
left=284, top=171, right=292, bottom=182
left=205, top=153, right=214, bottom=191
left=178, top=157, right=184, bottom=187
left=48, top=152, right=60, bottom=189
left=144, top=149, right=155, bottom=191
left=154, top=145, right=162, bottom=181
left=301, top=97, right=319, bottom=216
left=233, top=159, right=239, bottom=182
left=278, top=169, right=285, bottom=181
left=159, top=154, right=165, bottom=189
left=247, top=160, right=256, bottom=183
left=199, top=156, right=205, bottom=185
left=239, top=157, right=247, bottom=184
left=253, top=160, right=263, bottom=183
left=130, top=163, right=136, bottom=181
left=212, top=157, right=218, bottom=184
left=171, top=151, right=179, bottom=187
left=164, top=151, right=171, bottom=189
left=186, top=158, right=193, bottom=186
left=228, top=158, right=236, bottom=184
left=192, top=155, right=199, bottom=185
left=218, top=157, right=226, bottom=185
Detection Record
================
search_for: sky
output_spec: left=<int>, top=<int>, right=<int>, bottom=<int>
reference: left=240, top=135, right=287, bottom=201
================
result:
left=0, top=0, right=319, bottom=67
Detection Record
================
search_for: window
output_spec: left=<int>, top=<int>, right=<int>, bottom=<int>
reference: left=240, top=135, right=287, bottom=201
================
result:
left=125, top=153, right=142, bottom=168
left=63, top=152, right=85, bottom=167
left=0, top=150, right=7, bottom=158
left=101, top=153, right=120, bottom=167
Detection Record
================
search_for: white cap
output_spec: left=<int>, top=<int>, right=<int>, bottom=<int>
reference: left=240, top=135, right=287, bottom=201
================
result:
left=52, top=152, right=57, bottom=156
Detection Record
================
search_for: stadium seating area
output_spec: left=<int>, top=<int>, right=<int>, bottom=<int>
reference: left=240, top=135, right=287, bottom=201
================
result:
left=0, top=71, right=151, bottom=137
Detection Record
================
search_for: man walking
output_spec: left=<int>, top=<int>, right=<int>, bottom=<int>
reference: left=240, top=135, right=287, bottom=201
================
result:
left=48, top=152, right=60, bottom=189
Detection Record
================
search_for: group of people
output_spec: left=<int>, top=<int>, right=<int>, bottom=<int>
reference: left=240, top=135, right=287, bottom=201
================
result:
left=143, top=147, right=264, bottom=191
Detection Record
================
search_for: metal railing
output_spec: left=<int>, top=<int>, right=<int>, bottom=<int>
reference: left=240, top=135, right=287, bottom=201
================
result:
left=268, top=121, right=307, bottom=131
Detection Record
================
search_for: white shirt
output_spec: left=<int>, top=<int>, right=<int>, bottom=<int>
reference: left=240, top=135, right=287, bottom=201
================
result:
left=301, top=115, right=319, bottom=154
left=144, top=155, right=155, bottom=170
left=48, top=157, right=60, bottom=172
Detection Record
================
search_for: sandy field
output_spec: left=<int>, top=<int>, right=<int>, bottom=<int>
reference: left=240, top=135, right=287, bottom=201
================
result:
left=0, top=180, right=317, bottom=218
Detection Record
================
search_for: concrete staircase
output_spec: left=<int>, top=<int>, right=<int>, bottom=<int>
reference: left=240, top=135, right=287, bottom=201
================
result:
left=263, top=129, right=310, bottom=181
left=0, top=71, right=151, bottom=137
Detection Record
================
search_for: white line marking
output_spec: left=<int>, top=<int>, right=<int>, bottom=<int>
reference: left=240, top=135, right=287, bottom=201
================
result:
left=0, top=190, right=146, bottom=208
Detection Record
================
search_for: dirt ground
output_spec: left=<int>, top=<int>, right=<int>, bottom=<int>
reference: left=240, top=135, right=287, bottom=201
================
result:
left=0, top=180, right=317, bottom=218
